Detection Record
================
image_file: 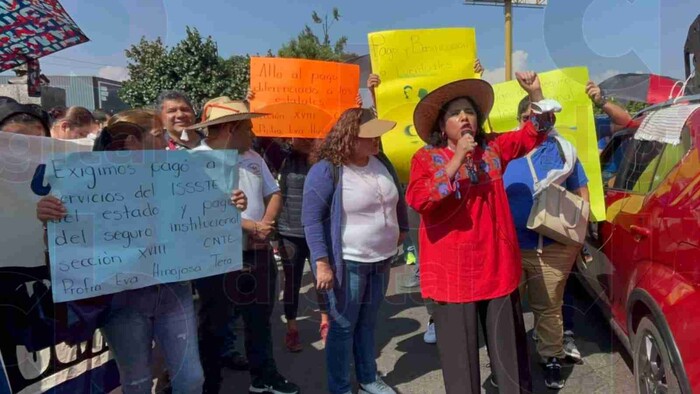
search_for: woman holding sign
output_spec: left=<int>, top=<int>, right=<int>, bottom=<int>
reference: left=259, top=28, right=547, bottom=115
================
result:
left=302, top=108, right=408, bottom=394
left=405, top=73, right=558, bottom=394
left=36, top=110, right=248, bottom=394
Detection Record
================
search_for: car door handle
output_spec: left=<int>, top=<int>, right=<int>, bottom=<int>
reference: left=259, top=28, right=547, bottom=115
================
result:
left=630, top=225, right=651, bottom=238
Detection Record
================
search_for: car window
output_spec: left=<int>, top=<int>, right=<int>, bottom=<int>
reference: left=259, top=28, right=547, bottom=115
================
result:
left=601, top=132, right=633, bottom=186
left=612, top=139, right=664, bottom=193
left=650, top=126, right=692, bottom=190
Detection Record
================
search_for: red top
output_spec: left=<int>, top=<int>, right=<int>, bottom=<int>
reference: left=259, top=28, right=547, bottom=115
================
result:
left=406, top=122, right=546, bottom=303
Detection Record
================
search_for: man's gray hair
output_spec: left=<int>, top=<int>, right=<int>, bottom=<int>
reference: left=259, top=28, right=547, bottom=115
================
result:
left=154, top=90, right=195, bottom=112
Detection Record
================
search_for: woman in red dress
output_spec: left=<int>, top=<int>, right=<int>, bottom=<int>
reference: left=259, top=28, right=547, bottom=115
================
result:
left=406, top=73, right=556, bottom=394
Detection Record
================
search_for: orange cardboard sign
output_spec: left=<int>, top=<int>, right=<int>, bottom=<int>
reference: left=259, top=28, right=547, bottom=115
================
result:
left=250, top=57, right=360, bottom=138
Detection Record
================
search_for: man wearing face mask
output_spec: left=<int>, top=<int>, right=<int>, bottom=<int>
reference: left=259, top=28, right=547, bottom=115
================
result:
left=503, top=74, right=590, bottom=390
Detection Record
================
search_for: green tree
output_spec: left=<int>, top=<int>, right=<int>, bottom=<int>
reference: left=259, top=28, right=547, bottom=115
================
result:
left=168, top=27, right=230, bottom=108
left=119, top=27, right=250, bottom=109
left=221, top=55, right=251, bottom=100
left=119, top=37, right=172, bottom=108
left=624, top=100, right=648, bottom=115
left=277, top=8, right=354, bottom=61
left=593, top=98, right=648, bottom=116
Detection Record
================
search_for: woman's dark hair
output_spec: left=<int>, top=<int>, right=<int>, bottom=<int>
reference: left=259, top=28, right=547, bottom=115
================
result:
left=0, top=102, right=51, bottom=136
left=428, top=96, right=485, bottom=148
left=0, top=113, right=49, bottom=136
left=311, top=108, right=365, bottom=165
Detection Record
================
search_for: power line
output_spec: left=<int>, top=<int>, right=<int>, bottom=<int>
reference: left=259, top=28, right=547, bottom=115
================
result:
left=41, top=60, right=104, bottom=69
left=49, top=55, right=117, bottom=67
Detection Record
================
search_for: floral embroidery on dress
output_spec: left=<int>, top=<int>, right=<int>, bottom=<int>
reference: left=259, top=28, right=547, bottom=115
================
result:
left=492, top=157, right=502, bottom=171
left=431, top=154, right=445, bottom=165
left=480, top=161, right=490, bottom=174
left=437, top=182, right=450, bottom=196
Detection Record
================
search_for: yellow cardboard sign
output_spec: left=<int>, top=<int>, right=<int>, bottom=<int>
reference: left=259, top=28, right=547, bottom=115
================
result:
left=368, top=27, right=477, bottom=182
left=489, top=67, right=606, bottom=221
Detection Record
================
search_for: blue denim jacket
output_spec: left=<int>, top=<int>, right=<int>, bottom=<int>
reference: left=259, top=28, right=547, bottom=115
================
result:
left=302, top=153, right=409, bottom=286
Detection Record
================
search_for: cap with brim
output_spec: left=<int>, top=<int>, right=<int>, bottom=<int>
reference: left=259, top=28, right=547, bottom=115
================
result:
left=413, top=79, right=494, bottom=144
left=185, top=97, right=268, bottom=130
left=358, top=108, right=396, bottom=138
left=0, top=101, right=50, bottom=132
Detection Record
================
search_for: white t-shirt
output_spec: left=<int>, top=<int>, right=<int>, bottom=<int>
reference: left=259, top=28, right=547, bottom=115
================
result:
left=192, top=143, right=279, bottom=221
left=341, top=156, right=400, bottom=262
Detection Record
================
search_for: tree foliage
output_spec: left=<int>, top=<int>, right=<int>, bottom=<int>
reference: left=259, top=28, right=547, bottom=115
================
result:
left=221, top=55, right=251, bottom=100
left=593, top=98, right=648, bottom=116
left=277, top=8, right=354, bottom=61
left=119, top=37, right=172, bottom=109
left=119, top=27, right=250, bottom=109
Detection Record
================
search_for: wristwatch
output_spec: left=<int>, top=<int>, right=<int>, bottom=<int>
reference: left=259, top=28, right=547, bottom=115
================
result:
left=595, top=94, right=608, bottom=108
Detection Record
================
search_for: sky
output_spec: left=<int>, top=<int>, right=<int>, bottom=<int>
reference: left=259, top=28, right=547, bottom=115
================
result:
left=5, top=0, right=698, bottom=84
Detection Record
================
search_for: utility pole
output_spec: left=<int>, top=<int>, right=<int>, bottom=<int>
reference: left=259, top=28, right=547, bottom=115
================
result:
left=504, top=0, right=513, bottom=80
left=464, top=0, right=547, bottom=81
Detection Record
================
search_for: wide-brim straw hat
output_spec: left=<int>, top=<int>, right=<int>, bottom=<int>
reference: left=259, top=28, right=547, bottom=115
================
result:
left=413, top=79, right=494, bottom=143
left=185, top=96, right=267, bottom=130
left=358, top=108, right=396, bottom=138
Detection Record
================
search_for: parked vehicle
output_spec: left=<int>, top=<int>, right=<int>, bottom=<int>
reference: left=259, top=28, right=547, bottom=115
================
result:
left=578, top=95, right=700, bottom=393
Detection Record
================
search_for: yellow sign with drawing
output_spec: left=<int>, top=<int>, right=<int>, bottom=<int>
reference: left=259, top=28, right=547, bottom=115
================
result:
left=368, top=27, right=478, bottom=182
left=489, top=67, right=605, bottom=221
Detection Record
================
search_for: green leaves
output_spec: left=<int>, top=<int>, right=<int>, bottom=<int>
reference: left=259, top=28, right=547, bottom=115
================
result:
left=277, top=8, right=355, bottom=61
left=119, top=27, right=251, bottom=110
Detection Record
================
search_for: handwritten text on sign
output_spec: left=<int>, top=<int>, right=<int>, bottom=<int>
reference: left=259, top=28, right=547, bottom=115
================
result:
left=368, top=28, right=478, bottom=182
left=45, top=150, right=241, bottom=302
left=487, top=67, right=605, bottom=221
left=250, top=57, right=360, bottom=138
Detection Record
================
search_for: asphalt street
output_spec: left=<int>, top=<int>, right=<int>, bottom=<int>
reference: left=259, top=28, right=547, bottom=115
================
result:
left=219, top=262, right=637, bottom=393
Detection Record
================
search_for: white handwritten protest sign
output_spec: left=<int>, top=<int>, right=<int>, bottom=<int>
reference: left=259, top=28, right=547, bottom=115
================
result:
left=44, top=149, right=241, bottom=302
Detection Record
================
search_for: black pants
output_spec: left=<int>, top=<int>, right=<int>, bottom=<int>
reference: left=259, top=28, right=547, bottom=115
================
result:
left=432, top=290, right=531, bottom=394
left=279, top=235, right=328, bottom=320
left=195, top=249, right=278, bottom=393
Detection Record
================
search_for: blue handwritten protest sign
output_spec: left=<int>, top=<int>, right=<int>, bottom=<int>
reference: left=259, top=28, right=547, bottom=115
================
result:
left=45, top=149, right=241, bottom=302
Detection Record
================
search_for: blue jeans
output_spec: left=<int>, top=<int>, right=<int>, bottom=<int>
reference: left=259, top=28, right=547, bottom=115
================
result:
left=102, top=282, right=203, bottom=394
left=325, top=258, right=392, bottom=394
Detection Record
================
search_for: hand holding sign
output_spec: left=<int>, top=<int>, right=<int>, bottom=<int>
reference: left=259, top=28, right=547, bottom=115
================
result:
left=37, top=195, right=67, bottom=223
left=488, top=67, right=605, bottom=222
left=368, top=27, right=478, bottom=182
left=45, top=149, right=242, bottom=302
left=249, top=57, right=360, bottom=138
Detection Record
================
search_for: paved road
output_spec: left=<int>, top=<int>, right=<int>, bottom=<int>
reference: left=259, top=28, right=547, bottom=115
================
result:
left=221, top=262, right=636, bottom=393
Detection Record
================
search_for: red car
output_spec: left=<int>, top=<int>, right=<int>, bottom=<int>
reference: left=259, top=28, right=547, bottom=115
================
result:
left=579, top=97, right=700, bottom=393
